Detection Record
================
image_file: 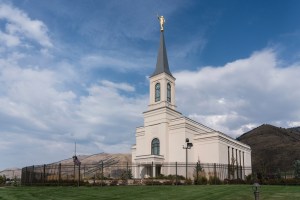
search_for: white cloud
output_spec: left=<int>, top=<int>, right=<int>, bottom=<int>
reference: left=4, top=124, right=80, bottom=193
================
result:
left=176, top=49, right=300, bottom=137
left=80, top=53, right=153, bottom=72
left=0, top=58, right=146, bottom=168
left=101, top=80, right=135, bottom=92
left=0, top=31, right=20, bottom=47
left=80, top=54, right=137, bottom=70
left=0, top=3, right=52, bottom=48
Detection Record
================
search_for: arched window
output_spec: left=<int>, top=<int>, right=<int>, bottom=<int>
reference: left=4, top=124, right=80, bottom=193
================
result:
left=151, top=138, right=160, bottom=155
left=155, top=83, right=160, bottom=102
left=167, top=83, right=171, bottom=102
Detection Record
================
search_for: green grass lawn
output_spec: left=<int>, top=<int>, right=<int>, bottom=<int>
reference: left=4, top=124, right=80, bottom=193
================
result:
left=0, top=185, right=300, bottom=200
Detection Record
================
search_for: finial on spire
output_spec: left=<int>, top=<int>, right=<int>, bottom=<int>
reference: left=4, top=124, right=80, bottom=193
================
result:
left=157, top=15, right=165, bottom=32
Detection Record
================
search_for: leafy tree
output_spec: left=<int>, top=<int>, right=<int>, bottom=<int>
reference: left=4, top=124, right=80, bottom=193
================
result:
left=120, top=169, right=133, bottom=180
left=194, top=162, right=207, bottom=185
left=275, top=168, right=282, bottom=179
left=0, top=175, right=6, bottom=185
left=294, top=160, right=300, bottom=179
left=208, top=176, right=222, bottom=185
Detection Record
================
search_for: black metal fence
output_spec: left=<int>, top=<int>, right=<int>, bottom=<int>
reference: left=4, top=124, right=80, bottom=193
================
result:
left=21, top=162, right=252, bottom=186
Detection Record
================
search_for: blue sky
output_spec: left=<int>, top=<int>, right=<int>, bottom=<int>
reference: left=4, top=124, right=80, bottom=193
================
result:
left=1, top=0, right=300, bottom=170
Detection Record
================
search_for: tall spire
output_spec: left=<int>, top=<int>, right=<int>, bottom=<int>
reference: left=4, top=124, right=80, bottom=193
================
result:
left=151, top=31, right=174, bottom=78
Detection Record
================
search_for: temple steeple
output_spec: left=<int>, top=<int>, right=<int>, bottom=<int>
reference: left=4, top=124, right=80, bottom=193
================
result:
left=148, top=16, right=176, bottom=111
left=151, top=32, right=174, bottom=78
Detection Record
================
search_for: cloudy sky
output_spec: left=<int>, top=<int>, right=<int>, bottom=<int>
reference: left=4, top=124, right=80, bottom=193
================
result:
left=1, top=0, right=300, bottom=170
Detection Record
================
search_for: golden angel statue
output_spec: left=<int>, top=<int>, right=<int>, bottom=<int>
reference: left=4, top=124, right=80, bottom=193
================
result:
left=157, top=15, right=165, bottom=32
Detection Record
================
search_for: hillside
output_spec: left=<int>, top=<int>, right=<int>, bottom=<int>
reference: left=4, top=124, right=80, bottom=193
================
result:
left=0, top=153, right=131, bottom=180
left=0, top=168, right=21, bottom=179
left=237, top=124, right=300, bottom=173
left=52, top=152, right=131, bottom=165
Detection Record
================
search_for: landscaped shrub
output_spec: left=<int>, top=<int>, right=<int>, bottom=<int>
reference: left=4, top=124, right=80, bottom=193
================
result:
left=194, top=176, right=208, bottom=185
left=224, top=178, right=245, bottom=184
left=193, top=162, right=207, bottom=185
left=156, top=174, right=185, bottom=180
left=184, top=178, right=193, bottom=185
left=255, top=178, right=300, bottom=185
left=119, top=169, right=133, bottom=180
left=282, top=178, right=300, bottom=185
left=266, top=178, right=284, bottom=185
left=162, top=180, right=174, bottom=185
left=0, top=175, right=6, bottom=185
left=174, top=180, right=183, bottom=185
left=97, top=181, right=107, bottom=186
left=208, top=176, right=222, bottom=185
left=144, top=180, right=162, bottom=185
left=245, top=174, right=253, bottom=183
left=294, top=160, right=300, bottom=179
left=133, top=179, right=142, bottom=185
left=155, top=174, right=165, bottom=179
left=109, top=180, right=118, bottom=186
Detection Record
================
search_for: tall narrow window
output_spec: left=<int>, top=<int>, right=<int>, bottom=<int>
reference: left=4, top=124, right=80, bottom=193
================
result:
left=167, top=83, right=171, bottom=102
left=155, top=83, right=160, bottom=102
left=151, top=138, right=160, bottom=155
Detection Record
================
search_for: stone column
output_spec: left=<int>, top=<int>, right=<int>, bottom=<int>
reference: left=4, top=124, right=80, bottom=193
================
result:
left=243, top=152, right=245, bottom=178
left=236, top=149, right=238, bottom=179
left=232, top=148, right=234, bottom=178
left=135, top=164, right=140, bottom=179
left=239, top=150, right=242, bottom=179
left=153, top=163, right=156, bottom=178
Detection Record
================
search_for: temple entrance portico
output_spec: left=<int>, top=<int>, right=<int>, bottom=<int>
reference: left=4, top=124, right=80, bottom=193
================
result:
left=134, top=155, right=164, bottom=178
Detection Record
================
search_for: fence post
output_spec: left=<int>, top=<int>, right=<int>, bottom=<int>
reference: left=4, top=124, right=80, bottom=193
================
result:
left=83, top=165, right=85, bottom=180
left=228, top=163, right=230, bottom=180
left=74, top=163, right=76, bottom=182
left=151, top=161, right=154, bottom=186
left=285, top=171, right=286, bottom=179
left=30, top=165, right=34, bottom=185
left=58, top=163, right=61, bottom=186
left=126, top=162, right=129, bottom=181
left=43, top=164, right=46, bottom=185
left=196, top=162, right=199, bottom=185
left=93, top=174, right=96, bottom=185
left=101, top=161, right=104, bottom=187
left=214, top=163, right=217, bottom=184
left=175, top=162, right=178, bottom=186
left=240, top=165, right=243, bottom=180
left=25, top=167, right=28, bottom=185
left=78, top=164, right=80, bottom=187
left=213, top=163, right=216, bottom=177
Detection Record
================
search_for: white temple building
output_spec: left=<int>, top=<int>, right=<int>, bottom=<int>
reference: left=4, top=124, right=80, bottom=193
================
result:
left=131, top=23, right=251, bottom=180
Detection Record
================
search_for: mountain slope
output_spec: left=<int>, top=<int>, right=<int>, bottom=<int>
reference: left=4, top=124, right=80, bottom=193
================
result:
left=237, top=124, right=300, bottom=173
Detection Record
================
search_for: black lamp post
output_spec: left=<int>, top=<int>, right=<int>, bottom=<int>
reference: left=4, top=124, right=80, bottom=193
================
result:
left=183, top=138, right=193, bottom=180
left=252, top=183, right=260, bottom=200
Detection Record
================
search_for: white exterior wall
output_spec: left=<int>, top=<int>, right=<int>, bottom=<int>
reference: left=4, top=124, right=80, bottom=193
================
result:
left=219, top=142, right=229, bottom=164
left=168, top=126, right=186, bottom=162
left=193, top=132, right=220, bottom=164
left=143, top=122, right=168, bottom=159
left=135, top=127, right=146, bottom=155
